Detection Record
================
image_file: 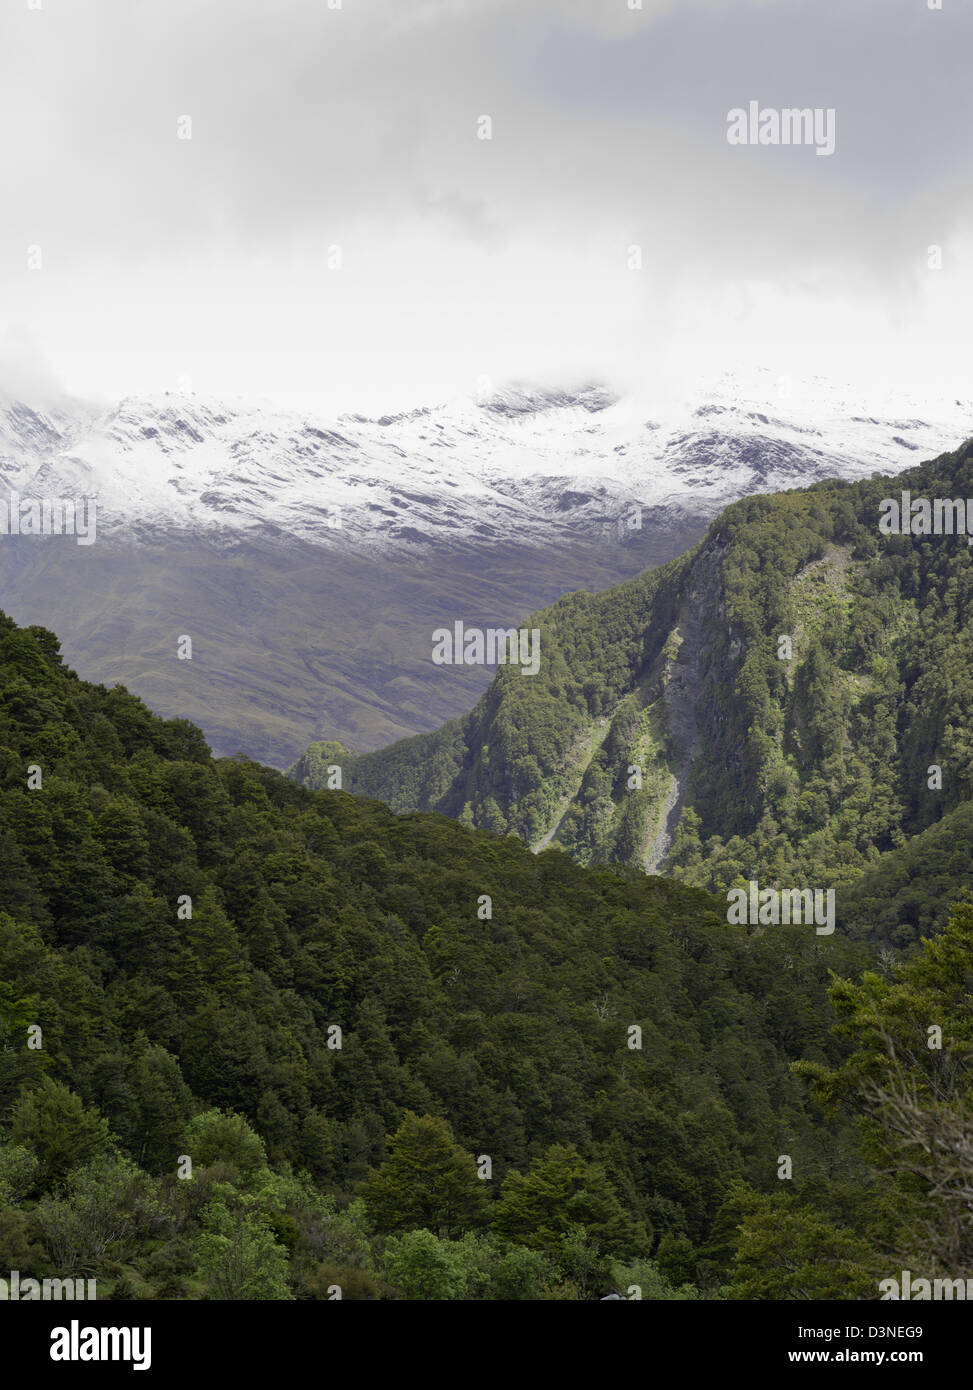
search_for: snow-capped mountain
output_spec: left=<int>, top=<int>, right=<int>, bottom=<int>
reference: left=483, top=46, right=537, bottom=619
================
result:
left=1, top=372, right=971, bottom=768
left=3, top=371, right=971, bottom=550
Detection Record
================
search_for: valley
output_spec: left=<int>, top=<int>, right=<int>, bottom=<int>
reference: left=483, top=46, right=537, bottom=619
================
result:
left=1, top=375, right=969, bottom=764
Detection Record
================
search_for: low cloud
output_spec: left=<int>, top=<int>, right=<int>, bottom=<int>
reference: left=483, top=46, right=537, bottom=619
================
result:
left=0, top=0, right=969, bottom=406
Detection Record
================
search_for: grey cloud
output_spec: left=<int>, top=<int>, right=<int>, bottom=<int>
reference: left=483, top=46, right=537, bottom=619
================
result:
left=3, top=0, right=967, bottom=258
left=1, top=0, right=970, bottom=398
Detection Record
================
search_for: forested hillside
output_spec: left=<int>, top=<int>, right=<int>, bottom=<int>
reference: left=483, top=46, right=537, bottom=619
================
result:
left=2, top=611, right=967, bottom=1297
left=292, top=438, right=973, bottom=944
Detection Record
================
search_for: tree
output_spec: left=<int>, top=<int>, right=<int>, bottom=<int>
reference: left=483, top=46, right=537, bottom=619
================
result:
left=655, top=1230, right=697, bottom=1286
left=359, top=1112, right=488, bottom=1237
left=93, top=796, right=150, bottom=880
left=91, top=1040, right=194, bottom=1176
left=194, top=1186, right=293, bottom=1300
left=181, top=886, right=250, bottom=1004
left=723, top=1186, right=878, bottom=1300
left=797, top=901, right=973, bottom=1274
left=492, top=1144, right=644, bottom=1264
left=383, top=1228, right=468, bottom=1300
left=37, top=1153, right=164, bottom=1274
left=11, top=1077, right=110, bottom=1189
left=610, top=1257, right=699, bottom=1301
left=0, top=1142, right=40, bottom=1206
left=183, top=1110, right=269, bottom=1188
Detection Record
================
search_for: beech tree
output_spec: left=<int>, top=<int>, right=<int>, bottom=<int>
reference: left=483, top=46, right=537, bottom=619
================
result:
left=11, top=1077, right=110, bottom=1188
left=360, top=1112, right=488, bottom=1238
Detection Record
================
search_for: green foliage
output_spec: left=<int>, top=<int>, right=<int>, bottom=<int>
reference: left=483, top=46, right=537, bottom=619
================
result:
left=796, top=901, right=973, bottom=1274
left=36, top=1153, right=164, bottom=1274
left=382, top=1228, right=469, bottom=1300
left=655, top=1230, right=697, bottom=1286
left=183, top=1110, right=269, bottom=1188
left=301, top=441, right=973, bottom=947
left=360, top=1112, right=487, bottom=1236
left=0, top=1144, right=40, bottom=1206
left=0, top=601, right=967, bottom=1298
left=11, top=1077, right=111, bottom=1188
left=381, top=1228, right=560, bottom=1300
left=609, top=1257, right=700, bottom=1300
left=723, top=1185, right=879, bottom=1300
left=193, top=1184, right=294, bottom=1300
left=491, top=1143, right=645, bottom=1267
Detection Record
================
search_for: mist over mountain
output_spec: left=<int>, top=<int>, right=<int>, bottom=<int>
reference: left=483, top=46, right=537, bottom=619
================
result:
left=2, top=375, right=970, bottom=767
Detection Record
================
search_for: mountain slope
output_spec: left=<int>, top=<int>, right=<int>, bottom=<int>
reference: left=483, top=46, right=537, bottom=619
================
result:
left=2, top=375, right=971, bottom=764
left=292, top=437, right=973, bottom=937
left=0, top=608, right=886, bottom=1298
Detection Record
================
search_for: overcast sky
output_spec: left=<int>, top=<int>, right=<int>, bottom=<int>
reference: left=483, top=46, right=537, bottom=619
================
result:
left=0, top=0, right=970, bottom=414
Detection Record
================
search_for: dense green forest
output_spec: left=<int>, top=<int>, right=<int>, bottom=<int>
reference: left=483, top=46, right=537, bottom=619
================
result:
left=291, top=439, right=973, bottom=949
left=0, top=611, right=969, bottom=1297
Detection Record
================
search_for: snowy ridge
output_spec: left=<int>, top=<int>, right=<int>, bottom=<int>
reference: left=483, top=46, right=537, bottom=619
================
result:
left=1, top=372, right=971, bottom=550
